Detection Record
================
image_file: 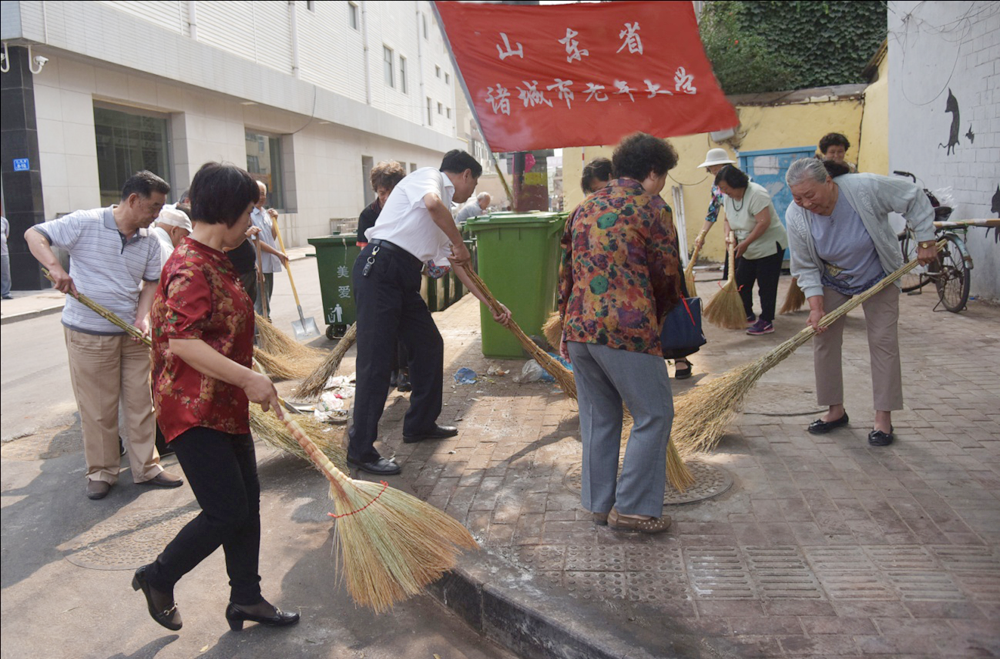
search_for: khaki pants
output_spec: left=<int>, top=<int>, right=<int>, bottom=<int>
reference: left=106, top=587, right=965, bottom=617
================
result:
left=64, top=328, right=162, bottom=484
left=813, top=285, right=903, bottom=412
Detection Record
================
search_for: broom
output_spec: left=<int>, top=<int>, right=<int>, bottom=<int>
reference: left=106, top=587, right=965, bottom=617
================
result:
left=42, top=270, right=348, bottom=471
left=670, top=241, right=945, bottom=456
left=463, top=267, right=693, bottom=491
left=254, top=347, right=320, bottom=381
left=279, top=412, right=478, bottom=612
left=256, top=312, right=326, bottom=365
left=780, top=277, right=806, bottom=315
left=541, top=312, right=562, bottom=352
left=703, top=235, right=746, bottom=329
left=684, top=231, right=706, bottom=298
left=296, top=323, right=359, bottom=400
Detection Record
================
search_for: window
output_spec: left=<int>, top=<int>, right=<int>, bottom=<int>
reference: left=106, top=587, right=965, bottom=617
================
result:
left=422, top=13, right=428, bottom=39
left=348, top=2, right=358, bottom=29
left=399, top=55, right=408, bottom=94
left=410, top=162, right=418, bottom=173
left=427, top=97, right=433, bottom=125
left=94, top=104, right=171, bottom=207
left=445, top=72, right=450, bottom=85
left=437, top=102, right=443, bottom=115
left=435, top=65, right=441, bottom=78
left=446, top=107, right=451, bottom=119
left=306, top=0, right=315, bottom=11
left=383, top=46, right=394, bottom=88
left=245, top=130, right=285, bottom=209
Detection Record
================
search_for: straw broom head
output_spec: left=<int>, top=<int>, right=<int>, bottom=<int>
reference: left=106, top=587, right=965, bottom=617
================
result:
left=542, top=312, right=562, bottom=351
left=780, top=277, right=806, bottom=315
left=249, top=403, right=348, bottom=473
left=255, top=313, right=327, bottom=364
left=253, top=347, right=318, bottom=381
left=703, top=237, right=747, bottom=330
left=280, top=414, right=478, bottom=613
left=671, top=249, right=939, bottom=455
left=296, top=323, right=358, bottom=400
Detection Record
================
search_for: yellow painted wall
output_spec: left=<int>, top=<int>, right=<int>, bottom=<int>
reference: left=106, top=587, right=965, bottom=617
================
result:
left=564, top=96, right=865, bottom=263
left=858, top=52, right=889, bottom=175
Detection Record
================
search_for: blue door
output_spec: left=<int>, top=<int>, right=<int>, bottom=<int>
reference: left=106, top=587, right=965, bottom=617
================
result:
left=739, top=146, right=816, bottom=260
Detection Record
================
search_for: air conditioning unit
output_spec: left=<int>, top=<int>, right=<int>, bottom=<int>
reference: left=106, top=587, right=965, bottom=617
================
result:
left=710, top=127, right=737, bottom=142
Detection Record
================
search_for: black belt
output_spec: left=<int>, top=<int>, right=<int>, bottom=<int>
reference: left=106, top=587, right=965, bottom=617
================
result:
left=368, top=239, right=422, bottom=268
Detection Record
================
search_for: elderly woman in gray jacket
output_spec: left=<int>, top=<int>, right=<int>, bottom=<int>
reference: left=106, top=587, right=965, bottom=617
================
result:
left=784, top=158, right=937, bottom=447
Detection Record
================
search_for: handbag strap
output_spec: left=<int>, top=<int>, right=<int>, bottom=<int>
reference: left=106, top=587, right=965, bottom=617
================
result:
left=681, top=297, right=697, bottom=326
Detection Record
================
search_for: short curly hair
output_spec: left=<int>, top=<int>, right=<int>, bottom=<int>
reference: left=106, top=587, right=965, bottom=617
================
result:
left=818, top=132, right=850, bottom=155
left=611, top=133, right=678, bottom=182
left=370, top=161, right=407, bottom=193
left=581, top=157, right=612, bottom=193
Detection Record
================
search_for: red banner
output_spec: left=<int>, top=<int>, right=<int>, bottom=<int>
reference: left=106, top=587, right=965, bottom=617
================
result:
left=434, top=1, right=738, bottom=152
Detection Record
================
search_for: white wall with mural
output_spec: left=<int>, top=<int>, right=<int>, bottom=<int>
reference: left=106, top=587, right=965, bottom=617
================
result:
left=888, top=1, right=1000, bottom=301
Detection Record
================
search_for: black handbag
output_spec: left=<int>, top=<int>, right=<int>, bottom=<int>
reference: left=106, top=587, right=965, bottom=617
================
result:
left=660, top=297, right=707, bottom=351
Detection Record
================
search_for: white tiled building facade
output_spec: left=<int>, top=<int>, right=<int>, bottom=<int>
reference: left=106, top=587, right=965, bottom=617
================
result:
left=1, top=0, right=462, bottom=284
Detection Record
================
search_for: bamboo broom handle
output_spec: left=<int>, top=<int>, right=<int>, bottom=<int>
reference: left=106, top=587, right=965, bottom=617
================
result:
left=685, top=237, right=704, bottom=279
left=269, top=213, right=304, bottom=309
left=726, top=233, right=736, bottom=284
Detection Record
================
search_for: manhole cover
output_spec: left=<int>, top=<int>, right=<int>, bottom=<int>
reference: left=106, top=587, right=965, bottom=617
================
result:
left=63, top=508, right=200, bottom=571
left=564, top=460, right=732, bottom=505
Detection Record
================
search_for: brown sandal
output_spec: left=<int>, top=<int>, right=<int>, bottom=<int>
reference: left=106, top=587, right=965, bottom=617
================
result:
left=607, top=508, right=672, bottom=534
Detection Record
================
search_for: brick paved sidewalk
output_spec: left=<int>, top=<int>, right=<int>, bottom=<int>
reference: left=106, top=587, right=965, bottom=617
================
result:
left=347, top=278, right=999, bottom=658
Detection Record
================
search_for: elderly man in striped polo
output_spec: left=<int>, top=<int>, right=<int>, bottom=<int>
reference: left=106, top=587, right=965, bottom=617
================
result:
left=25, top=171, right=183, bottom=500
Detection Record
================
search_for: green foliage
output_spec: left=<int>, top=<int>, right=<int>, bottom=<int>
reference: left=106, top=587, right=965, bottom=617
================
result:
left=701, top=1, right=887, bottom=94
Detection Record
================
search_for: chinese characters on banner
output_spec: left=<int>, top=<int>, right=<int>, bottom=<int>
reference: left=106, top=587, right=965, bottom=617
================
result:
left=433, top=1, right=738, bottom=152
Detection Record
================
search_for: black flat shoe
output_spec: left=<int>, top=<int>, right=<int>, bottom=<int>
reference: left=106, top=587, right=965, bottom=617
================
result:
left=868, top=427, right=894, bottom=447
left=397, top=371, right=411, bottom=392
left=225, top=601, right=299, bottom=632
left=674, top=360, right=692, bottom=380
left=346, top=456, right=402, bottom=475
left=132, top=565, right=182, bottom=631
left=402, top=424, right=458, bottom=444
left=807, top=412, right=849, bottom=435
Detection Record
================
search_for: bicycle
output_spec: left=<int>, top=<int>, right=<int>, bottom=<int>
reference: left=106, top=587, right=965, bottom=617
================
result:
left=894, top=171, right=972, bottom=313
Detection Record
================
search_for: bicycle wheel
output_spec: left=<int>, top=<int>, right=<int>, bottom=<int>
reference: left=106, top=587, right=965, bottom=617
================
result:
left=899, top=231, right=932, bottom=292
left=935, top=235, right=970, bottom=312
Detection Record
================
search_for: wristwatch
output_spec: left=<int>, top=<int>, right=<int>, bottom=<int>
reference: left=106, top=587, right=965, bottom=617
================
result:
left=918, top=240, right=935, bottom=249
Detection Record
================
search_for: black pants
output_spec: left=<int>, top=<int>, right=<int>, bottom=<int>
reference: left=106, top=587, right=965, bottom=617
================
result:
left=239, top=270, right=258, bottom=307
left=349, top=242, right=443, bottom=463
left=735, top=243, right=784, bottom=322
left=146, top=427, right=262, bottom=606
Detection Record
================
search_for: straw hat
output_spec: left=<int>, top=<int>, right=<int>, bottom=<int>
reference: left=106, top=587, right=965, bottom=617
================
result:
left=156, top=206, right=192, bottom=232
left=697, top=148, right=736, bottom=169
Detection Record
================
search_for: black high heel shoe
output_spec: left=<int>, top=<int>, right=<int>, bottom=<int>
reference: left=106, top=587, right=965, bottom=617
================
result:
left=132, top=565, right=182, bottom=631
left=225, top=601, right=300, bottom=631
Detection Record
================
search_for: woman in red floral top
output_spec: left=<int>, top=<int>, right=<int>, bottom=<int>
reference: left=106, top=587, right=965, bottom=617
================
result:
left=558, top=133, right=682, bottom=535
left=133, top=163, right=299, bottom=633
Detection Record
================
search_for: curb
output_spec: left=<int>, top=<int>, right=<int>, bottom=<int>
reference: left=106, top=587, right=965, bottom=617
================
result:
left=427, top=550, right=729, bottom=659
left=0, top=305, right=64, bottom=325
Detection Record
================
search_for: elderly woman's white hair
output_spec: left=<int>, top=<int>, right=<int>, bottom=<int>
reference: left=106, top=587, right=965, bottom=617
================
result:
left=785, top=158, right=829, bottom=187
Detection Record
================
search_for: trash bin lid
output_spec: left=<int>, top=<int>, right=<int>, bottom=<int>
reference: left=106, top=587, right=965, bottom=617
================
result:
left=308, top=233, right=359, bottom=245
left=465, top=211, right=567, bottom=232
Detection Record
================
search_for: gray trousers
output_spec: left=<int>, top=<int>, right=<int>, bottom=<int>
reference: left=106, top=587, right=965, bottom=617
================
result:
left=568, top=342, right=673, bottom=518
left=814, top=285, right=903, bottom=412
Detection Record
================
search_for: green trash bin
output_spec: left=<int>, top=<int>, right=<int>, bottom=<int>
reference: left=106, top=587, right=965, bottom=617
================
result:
left=465, top=211, right=567, bottom=358
left=308, top=233, right=361, bottom=339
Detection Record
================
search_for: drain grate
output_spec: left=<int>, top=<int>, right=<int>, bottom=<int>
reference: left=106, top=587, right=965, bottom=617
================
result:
left=563, top=460, right=732, bottom=505
left=63, top=508, right=200, bottom=571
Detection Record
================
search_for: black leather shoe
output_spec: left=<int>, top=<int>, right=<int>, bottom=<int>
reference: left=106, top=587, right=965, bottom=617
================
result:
left=403, top=424, right=459, bottom=444
left=807, top=412, right=849, bottom=435
left=868, top=427, right=894, bottom=447
left=397, top=370, right=411, bottom=392
left=132, top=565, right=182, bottom=631
left=225, top=601, right=299, bottom=631
left=347, top=456, right=402, bottom=475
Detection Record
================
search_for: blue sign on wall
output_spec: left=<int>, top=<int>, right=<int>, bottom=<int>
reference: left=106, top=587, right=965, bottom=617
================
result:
left=13, top=158, right=29, bottom=171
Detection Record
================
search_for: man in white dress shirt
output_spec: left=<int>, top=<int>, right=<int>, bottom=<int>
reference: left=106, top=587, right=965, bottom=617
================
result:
left=349, top=151, right=510, bottom=475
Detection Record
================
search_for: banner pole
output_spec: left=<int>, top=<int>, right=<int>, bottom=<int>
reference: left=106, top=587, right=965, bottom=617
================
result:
left=431, top=1, right=514, bottom=209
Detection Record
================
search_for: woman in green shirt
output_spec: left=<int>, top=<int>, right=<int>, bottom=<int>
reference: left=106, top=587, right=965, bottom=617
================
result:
left=715, top=165, right=788, bottom=335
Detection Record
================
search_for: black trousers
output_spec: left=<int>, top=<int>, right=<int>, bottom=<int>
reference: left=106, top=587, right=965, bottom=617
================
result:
left=735, top=243, right=784, bottom=322
left=349, top=242, right=443, bottom=463
left=146, top=427, right=262, bottom=606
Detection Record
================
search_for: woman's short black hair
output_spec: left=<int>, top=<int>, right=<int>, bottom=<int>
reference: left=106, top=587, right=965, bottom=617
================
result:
left=714, top=164, right=749, bottom=190
left=611, top=132, right=678, bottom=183
left=189, top=162, right=260, bottom=227
left=819, top=132, right=851, bottom=154
left=822, top=159, right=851, bottom=178
left=581, top=157, right=612, bottom=193
left=440, top=150, right=483, bottom=178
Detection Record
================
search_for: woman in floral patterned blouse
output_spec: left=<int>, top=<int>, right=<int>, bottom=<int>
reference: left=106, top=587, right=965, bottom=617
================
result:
left=133, top=163, right=299, bottom=633
left=558, top=133, right=682, bottom=535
